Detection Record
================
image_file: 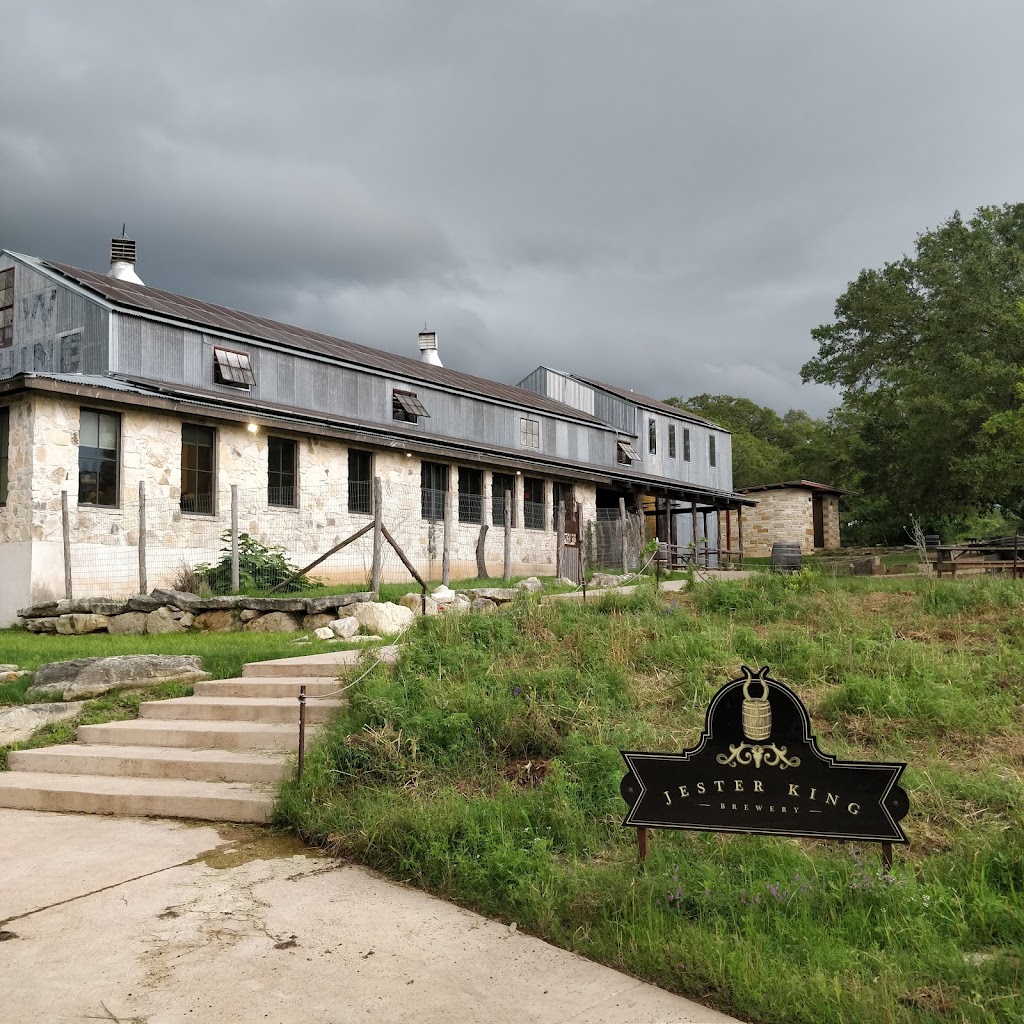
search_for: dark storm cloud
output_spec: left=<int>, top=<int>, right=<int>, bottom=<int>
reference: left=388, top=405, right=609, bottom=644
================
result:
left=2, top=0, right=1022, bottom=415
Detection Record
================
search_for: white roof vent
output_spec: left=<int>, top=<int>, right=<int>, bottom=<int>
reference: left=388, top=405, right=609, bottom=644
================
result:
left=107, top=229, right=144, bottom=285
left=418, top=328, right=442, bottom=367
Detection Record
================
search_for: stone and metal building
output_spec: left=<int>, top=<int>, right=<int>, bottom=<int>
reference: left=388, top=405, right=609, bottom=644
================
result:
left=735, top=480, right=844, bottom=557
left=0, top=239, right=752, bottom=625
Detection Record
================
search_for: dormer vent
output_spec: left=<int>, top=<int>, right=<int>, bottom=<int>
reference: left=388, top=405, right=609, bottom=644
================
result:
left=107, top=230, right=144, bottom=285
left=418, top=329, right=442, bottom=367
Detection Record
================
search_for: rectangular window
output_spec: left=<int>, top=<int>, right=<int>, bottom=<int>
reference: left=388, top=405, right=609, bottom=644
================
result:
left=458, top=467, right=483, bottom=524
left=683, top=428, right=691, bottom=462
left=552, top=481, right=573, bottom=531
left=520, top=417, right=540, bottom=448
left=523, top=476, right=545, bottom=531
left=668, top=424, right=677, bottom=459
left=0, top=407, right=9, bottom=505
left=348, top=449, right=372, bottom=514
left=421, top=461, right=448, bottom=520
left=648, top=418, right=657, bottom=455
left=213, top=347, right=256, bottom=388
left=492, top=472, right=516, bottom=527
left=268, top=436, right=297, bottom=507
left=78, top=409, right=119, bottom=507
left=181, top=423, right=216, bottom=514
left=709, top=435, right=717, bottom=467
left=0, top=268, right=13, bottom=349
left=394, top=390, right=429, bottom=422
left=616, top=439, right=640, bottom=464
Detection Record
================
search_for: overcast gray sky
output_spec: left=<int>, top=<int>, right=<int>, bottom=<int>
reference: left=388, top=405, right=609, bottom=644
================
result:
left=3, top=0, right=1022, bottom=416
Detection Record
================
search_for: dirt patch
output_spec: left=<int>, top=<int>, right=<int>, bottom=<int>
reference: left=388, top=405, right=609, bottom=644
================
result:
left=503, top=757, right=551, bottom=787
left=899, top=985, right=958, bottom=1014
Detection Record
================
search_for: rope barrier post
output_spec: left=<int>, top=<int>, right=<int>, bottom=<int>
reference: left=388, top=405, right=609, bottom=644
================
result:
left=297, top=684, right=307, bottom=783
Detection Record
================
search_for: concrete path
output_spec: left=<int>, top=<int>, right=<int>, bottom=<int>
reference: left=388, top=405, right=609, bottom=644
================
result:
left=1, top=808, right=742, bottom=1024
left=542, top=570, right=752, bottom=602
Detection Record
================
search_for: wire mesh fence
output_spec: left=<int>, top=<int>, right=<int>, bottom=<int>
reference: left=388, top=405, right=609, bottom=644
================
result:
left=60, top=474, right=639, bottom=599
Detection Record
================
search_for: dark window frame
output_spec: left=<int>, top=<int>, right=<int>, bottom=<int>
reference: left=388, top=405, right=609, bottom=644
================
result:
left=348, top=449, right=373, bottom=515
left=421, top=461, right=448, bottom=521
left=552, top=481, right=574, bottom=531
left=78, top=407, right=120, bottom=508
left=683, top=428, right=691, bottom=462
left=709, top=435, right=717, bottom=467
left=0, top=406, right=9, bottom=505
left=267, top=435, right=298, bottom=508
left=180, top=422, right=217, bottom=515
left=520, top=417, right=540, bottom=448
left=0, top=268, right=13, bottom=349
left=213, top=346, right=256, bottom=388
left=616, top=439, right=639, bottom=464
left=393, top=390, right=430, bottom=422
left=458, top=466, right=483, bottom=524
left=668, top=424, right=677, bottom=459
left=648, top=418, right=657, bottom=455
left=523, top=476, right=545, bottom=531
left=492, top=472, right=516, bottom=527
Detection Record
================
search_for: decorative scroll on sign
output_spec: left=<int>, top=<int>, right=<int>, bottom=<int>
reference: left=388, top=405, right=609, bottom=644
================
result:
left=620, top=666, right=910, bottom=844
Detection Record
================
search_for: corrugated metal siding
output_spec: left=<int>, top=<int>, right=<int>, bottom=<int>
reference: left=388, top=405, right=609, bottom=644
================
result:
left=592, top=389, right=634, bottom=434
left=0, top=259, right=109, bottom=378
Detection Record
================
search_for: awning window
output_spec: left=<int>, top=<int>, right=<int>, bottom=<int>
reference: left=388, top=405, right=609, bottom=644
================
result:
left=393, top=390, right=430, bottom=420
left=214, top=347, right=255, bottom=387
left=616, top=439, right=640, bottom=462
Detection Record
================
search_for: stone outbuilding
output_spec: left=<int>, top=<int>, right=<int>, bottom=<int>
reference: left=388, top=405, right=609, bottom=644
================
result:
left=736, top=481, right=845, bottom=557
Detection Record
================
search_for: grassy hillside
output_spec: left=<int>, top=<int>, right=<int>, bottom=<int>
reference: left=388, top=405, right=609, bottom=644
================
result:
left=279, top=574, right=1024, bottom=1024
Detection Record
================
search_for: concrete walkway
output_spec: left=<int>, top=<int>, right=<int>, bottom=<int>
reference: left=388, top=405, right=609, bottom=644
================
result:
left=542, top=570, right=752, bottom=602
left=1, top=808, right=742, bottom=1023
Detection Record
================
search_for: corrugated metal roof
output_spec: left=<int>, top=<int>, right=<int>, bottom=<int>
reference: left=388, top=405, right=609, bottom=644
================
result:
left=571, top=374, right=724, bottom=429
left=38, top=260, right=609, bottom=428
left=743, top=480, right=849, bottom=495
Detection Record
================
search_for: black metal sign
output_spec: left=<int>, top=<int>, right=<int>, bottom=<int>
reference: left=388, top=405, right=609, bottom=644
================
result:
left=620, top=666, right=909, bottom=844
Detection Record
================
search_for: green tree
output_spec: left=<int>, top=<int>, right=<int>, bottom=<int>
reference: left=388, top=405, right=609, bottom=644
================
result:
left=802, top=204, right=1024, bottom=535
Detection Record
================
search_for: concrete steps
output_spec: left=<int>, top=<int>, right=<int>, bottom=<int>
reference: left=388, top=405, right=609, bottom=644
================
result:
left=0, top=772, right=274, bottom=823
left=0, top=649, right=365, bottom=823
left=7, top=744, right=288, bottom=784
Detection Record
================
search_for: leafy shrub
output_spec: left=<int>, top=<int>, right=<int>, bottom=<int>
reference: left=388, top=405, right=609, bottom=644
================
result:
left=194, top=531, right=321, bottom=594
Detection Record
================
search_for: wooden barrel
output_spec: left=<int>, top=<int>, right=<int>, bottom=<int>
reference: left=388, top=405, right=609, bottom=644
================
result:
left=770, top=541, right=802, bottom=573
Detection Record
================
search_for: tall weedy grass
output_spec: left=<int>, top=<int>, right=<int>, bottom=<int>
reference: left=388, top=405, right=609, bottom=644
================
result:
left=279, top=576, right=1024, bottom=1024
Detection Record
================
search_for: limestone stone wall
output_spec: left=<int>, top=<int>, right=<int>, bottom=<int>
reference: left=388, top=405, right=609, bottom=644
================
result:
left=734, top=489, right=842, bottom=557
left=5, top=395, right=597, bottom=608
left=738, top=489, right=815, bottom=558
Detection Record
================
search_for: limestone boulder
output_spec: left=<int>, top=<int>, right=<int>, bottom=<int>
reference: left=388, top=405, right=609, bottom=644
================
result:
left=192, top=609, right=244, bottom=632
left=17, top=602, right=59, bottom=619
left=25, top=655, right=209, bottom=702
left=0, top=702, right=86, bottom=746
left=589, top=573, right=629, bottom=589
left=470, top=597, right=498, bottom=614
left=431, top=585, right=456, bottom=605
left=25, top=617, right=59, bottom=634
left=243, top=611, right=303, bottom=633
left=349, top=601, right=415, bottom=635
left=56, top=613, right=111, bottom=635
left=556, top=576, right=579, bottom=587
left=466, top=588, right=519, bottom=603
left=305, top=592, right=375, bottom=614
left=127, top=594, right=163, bottom=613
left=398, top=593, right=439, bottom=616
left=239, top=609, right=261, bottom=622
left=146, top=607, right=187, bottom=634
left=303, top=613, right=336, bottom=630
left=313, top=626, right=336, bottom=641
left=329, top=616, right=359, bottom=639
left=107, top=612, right=150, bottom=636
left=516, top=577, right=543, bottom=593
left=56, top=598, right=128, bottom=616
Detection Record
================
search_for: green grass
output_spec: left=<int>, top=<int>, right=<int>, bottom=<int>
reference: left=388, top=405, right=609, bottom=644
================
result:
left=278, top=574, right=1024, bottom=1024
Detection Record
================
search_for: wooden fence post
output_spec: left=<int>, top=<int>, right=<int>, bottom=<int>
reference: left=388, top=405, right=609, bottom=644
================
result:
left=230, top=484, right=240, bottom=592
left=138, top=480, right=147, bottom=595
left=442, top=490, right=452, bottom=586
left=371, top=476, right=383, bottom=594
left=690, top=502, right=698, bottom=568
left=503, top=488, right=512, bottom=581
left=619, top=497, right=628, bottom=573
left=61, top=489, right=72, bottom=600
left=738, top=506, right=745, bottom=569
left=556, top=505, right=565, bottom=579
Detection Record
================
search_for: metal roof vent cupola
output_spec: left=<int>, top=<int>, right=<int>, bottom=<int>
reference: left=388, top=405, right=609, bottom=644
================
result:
left=107, top=227, right=144, bottom=285
left=418, top=327, right=442, bottom=367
